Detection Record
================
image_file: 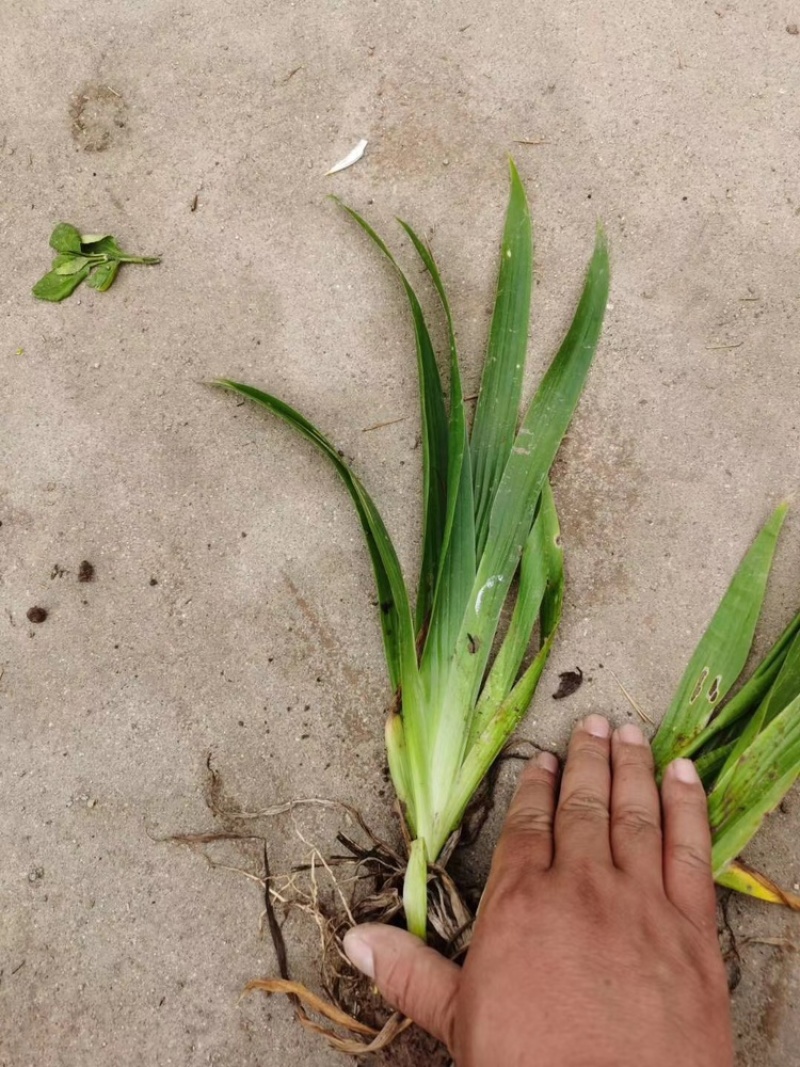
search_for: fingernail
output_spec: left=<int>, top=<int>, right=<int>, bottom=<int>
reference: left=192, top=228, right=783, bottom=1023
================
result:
left=536, top=750, right=559, bottom=774
left=667, top=758, right=700, bottom=785
left=343, top=927, right=375, bottom=979
left=617, top=723, right=647, bottom=746
left=581, top=714, right=610, bottom=739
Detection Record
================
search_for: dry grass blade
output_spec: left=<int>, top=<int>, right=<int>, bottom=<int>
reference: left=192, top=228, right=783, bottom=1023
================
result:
left=244, top=978, right=379, bottom=1036
left=742, top=937, right=797, bottom=949
left=608, top=668, right=655, bottom=726
left=244, top=979, right=412, bottom=1054
left=716, top=859, right=800, bottom=909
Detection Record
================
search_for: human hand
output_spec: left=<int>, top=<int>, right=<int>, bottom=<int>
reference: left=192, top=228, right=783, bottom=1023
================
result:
left=344, top=716, right=733, bottom=1066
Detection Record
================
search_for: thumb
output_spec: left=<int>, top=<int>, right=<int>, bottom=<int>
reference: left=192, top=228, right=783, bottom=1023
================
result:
left=344, top=923, right=460, bottom=1047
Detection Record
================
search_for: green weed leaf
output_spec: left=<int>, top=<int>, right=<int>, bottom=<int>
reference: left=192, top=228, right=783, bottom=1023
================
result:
left=652, top=503, right=787, bottom=767
left=35, top=226, right=159, bottom=301
left=82, top=235, right=122, bottom=256
left=86, top=261, right=120, bottom=291
left=55, top=256, right=90, bottom=275
left=32, top=265, right=92, bottom=301
left=49, top=223, right=82, bottom=254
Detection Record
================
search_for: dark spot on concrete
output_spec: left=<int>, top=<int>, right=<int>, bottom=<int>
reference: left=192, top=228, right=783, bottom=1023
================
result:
left=70, top=84, right=128, bottom=152
left=787, top=22, right=799, bottom=34
left=78, top=560, right=95, bottom=583
left=50, top=563, right=66, bottom=579
left=149, top=577, right=158, bottom=586
left=27, top=606, right=47, bottom=624
left=552, top=666, right=583, bottom=700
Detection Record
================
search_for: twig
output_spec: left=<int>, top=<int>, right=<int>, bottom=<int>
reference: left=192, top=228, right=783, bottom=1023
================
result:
left=705, top=342, right=743, bottom=351
left=361, top=415, right=409, bottom=433
left=261, top=840, right=292, bottom=981
left=514, top=139, right=551, bottom=146
left=608, top=669, right=655, bottom=725
left=742, top=936, right=797, bottom=950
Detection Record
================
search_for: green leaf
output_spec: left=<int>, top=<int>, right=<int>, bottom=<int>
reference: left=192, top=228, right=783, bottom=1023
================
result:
left=86, top=261, right=121, bottom=291
left=685, top=611, right=800, bottom=760
left=470, top=159, right=533, bottom=558
left=715, top=628, right=800, bottom=788
left=82, top=234, right=161, bottom=264
left=441, top=635, right=556, bottom=841
left=538, top=480, right=564, bottom=643
left=467, top=482, right=564, bottom=750
left=694, top=740, right=737, bottom=787
left=402, top=839, right=429, bottom=938
left=428, top=226, right=610, bottom=827
left=399, top=222, right=476, bottom=700
left=335, top=203, right=448, bottom=636
left=468, top=500, right=549, bottom=746
left=214, top=379, right=415, bottom=689
left=32, top=265, right=92, bottom=302
left=82, top=235, right=123, bottom=256
left=80, top=233, right=111, bottom=244
left=652, top=503, right=788, bottom=769
left=55, top=255, right=90, bottom=275
left=49, top=223, right=82, bottom=254
left=213, top=379, right=430, bottom=836
left=385, top=705, right=411, bottom=810
left=709, top=691, right=800, bottom=875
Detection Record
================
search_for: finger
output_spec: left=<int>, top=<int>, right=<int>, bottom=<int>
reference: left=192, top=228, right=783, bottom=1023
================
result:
left=610, top=723, right=663, bottom=885
left=491, top=750, right=559, bottom=879
left=553, top=715, right=612, bottom=866
left=661, top=759, right=717, bottom=930
left=344, top=924, right=460, bottom=1047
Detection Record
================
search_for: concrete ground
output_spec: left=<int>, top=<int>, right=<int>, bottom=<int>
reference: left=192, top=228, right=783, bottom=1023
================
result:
left=2, top=0, right=799, bottom=1063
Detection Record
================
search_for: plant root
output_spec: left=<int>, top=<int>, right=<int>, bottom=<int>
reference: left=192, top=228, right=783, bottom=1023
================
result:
left=165, top=756, right=464, bottom=1060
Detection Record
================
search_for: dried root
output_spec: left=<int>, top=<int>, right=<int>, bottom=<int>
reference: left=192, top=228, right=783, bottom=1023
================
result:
left=164, top=757, right=469, bottom=1059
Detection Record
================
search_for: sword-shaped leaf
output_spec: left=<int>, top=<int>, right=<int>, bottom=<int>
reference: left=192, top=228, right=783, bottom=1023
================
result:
left=652, top=504, right=787, bottom=768
left=428, top=228, right=610, bottom=839
left=398, top=222, right=477, bottom=704
left=333, top=203, right=448, bottom=636
left=709, top=692, right=800, bottom=875
left=471, top=159, right=533, bottom=559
